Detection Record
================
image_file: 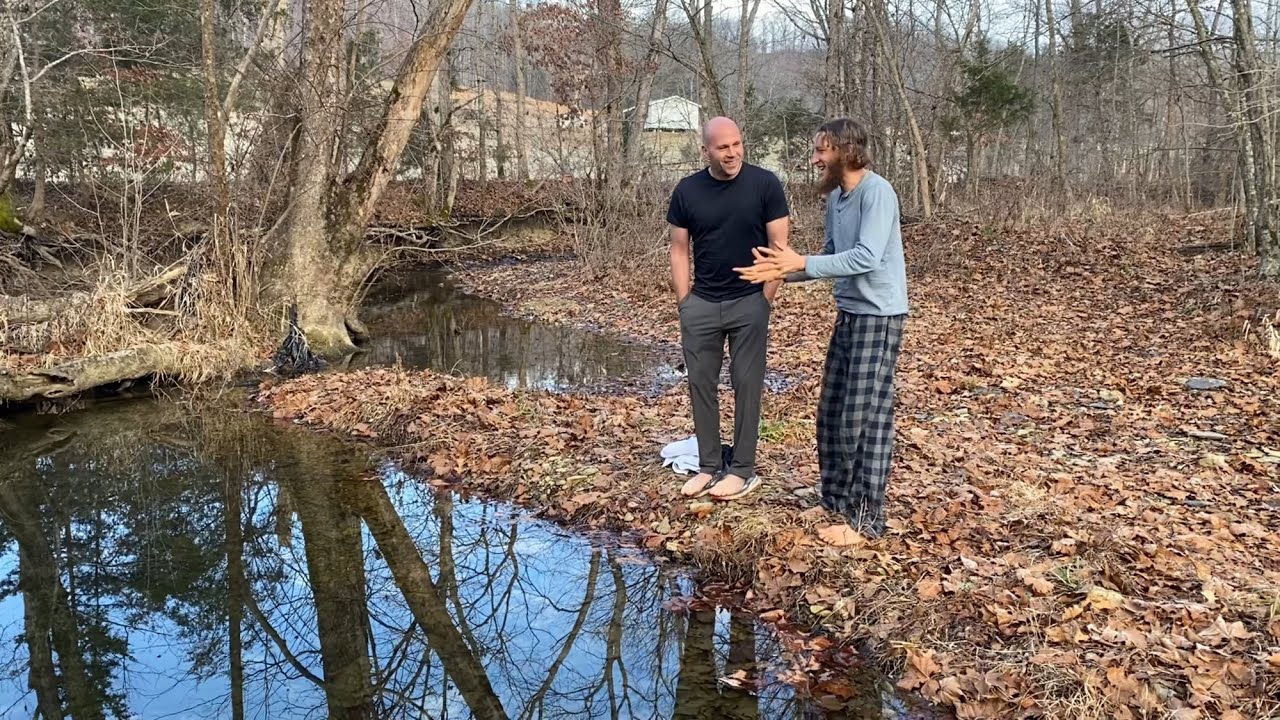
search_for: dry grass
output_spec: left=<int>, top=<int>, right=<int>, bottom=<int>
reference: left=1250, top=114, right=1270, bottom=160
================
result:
left=1256, top=311, right=1280, bottom=362
left=3, top=253, right=267, bottom=391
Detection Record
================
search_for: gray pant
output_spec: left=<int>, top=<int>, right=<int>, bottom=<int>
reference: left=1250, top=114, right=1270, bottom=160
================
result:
left=677, top=291, right=771, bottom=478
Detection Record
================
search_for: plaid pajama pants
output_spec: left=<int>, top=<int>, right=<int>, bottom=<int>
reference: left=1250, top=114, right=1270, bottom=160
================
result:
left=817, top=312, right=906, bottom=538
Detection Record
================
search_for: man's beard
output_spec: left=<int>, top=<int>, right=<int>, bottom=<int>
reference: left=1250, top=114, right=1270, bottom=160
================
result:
left=817, top=162, right=842, bottom=194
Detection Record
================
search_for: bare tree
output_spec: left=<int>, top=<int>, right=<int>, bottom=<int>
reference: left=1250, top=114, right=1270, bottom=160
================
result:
left=273, top=0, right=477, bottom=355
left=861, top=0, right=934, bottom=216
left=511, top=0, right=530, bottom=179
left=737, top=0, right=765, bottom=120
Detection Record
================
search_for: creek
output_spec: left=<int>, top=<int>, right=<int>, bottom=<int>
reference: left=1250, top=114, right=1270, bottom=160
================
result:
left=0, top=266, right=933, bottom=719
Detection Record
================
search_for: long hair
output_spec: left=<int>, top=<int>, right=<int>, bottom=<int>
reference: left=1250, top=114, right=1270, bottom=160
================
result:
left=816, top=118, right=872, bottom=170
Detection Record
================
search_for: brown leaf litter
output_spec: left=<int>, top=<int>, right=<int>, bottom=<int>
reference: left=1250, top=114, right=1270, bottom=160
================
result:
left=259, top=213, right=1280, bottom=719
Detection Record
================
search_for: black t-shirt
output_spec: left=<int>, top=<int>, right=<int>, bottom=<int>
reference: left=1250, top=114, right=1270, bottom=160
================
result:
left=666, top=163, right=790, bottom=302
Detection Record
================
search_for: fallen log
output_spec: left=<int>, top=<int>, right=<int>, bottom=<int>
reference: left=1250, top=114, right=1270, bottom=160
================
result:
left=0, top=263, right=188, bottom=325
left=0, top=346, right=185, bottom=403
left=0, top=294, right=73, bottom=325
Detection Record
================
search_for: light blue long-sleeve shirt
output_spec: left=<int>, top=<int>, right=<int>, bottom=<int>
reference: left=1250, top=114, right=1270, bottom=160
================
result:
left=788, top=172, right=908, bottom=317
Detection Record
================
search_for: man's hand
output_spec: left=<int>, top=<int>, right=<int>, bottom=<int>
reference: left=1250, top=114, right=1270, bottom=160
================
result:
left=735, top=246, right=806, bottom=284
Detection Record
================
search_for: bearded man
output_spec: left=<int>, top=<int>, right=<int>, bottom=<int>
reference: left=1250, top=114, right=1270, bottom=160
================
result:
left=735, top=117, right=908, bottom=538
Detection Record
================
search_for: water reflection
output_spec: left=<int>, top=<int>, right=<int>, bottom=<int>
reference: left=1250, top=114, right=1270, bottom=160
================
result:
left=0, top=399, right=896, bottom=719
left=349, top=268, right=665, bottom=391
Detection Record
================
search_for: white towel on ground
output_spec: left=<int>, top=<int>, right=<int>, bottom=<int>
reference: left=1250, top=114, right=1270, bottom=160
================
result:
left=660, top=435, right=700, bottom=475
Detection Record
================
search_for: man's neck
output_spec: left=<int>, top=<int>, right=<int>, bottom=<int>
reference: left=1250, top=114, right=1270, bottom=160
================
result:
left=708, top=165, right=737, bottom=181
left=840, top=168, right=868, bottom=194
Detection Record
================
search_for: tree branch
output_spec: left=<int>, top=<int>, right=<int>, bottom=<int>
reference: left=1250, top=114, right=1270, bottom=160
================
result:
left=222, top=0, right=287, bottom=121
left=244, top=593, right=325, bottom=687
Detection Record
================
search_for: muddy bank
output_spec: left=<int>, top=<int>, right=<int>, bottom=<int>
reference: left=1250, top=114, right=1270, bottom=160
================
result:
left=261, top=214, right=1280, bottom=719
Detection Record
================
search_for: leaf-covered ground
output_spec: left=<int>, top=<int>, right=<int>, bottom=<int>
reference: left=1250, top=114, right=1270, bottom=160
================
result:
left=258, top=213, right=1280, bottom=719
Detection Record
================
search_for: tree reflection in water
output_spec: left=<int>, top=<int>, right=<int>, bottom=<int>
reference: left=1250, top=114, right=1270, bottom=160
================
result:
left=0, top=398, right=896, bottom=719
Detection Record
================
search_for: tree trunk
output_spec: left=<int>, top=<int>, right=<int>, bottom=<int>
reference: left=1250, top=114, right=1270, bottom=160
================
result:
left=862, top=0, right=933, bottom=216
left=284, top=472, right=375, bottom=720
left=200, top=0, right=232, bottom=275
left=0, top=477, right=102, bottom=720
left=965, top=132, right=978, bottom=195
left=736, top=0, right=762, bottom=122
left=350, top=480, right=508, bottom=719
left=1165, top=0, right=1179, bottom=204
left=225, top=476, right=246, bottom=720
left=1232, top=0, right=1280, bottom=276
left=29, top=119, right=45, bottom=224
left=277, top=0, right=347, bottom=354
left=824, top=0, right=846, bottom=116
left=1187, top=0, right=1275, bottom=268
left=684, top=0, right=725, bottom=121
left=0, top=345, right=188, bottom=403
left=1045, top=0, right=1067, bottom=190
left=511, top=0, right=530, bottom=180
left=441, top=53, right=461, bottom=213
left=0, top=476, right=64, bottom=720
left=0, top=263, right=187, bottom=326
left=624, top=0, right=669, bottom=169
left=276, top=0, right=476, bottom=356
left=478, top=89, right=489, bottom=182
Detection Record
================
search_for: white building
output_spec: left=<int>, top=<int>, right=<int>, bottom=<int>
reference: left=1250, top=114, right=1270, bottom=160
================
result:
left=628, top=96, right=701, bottom=132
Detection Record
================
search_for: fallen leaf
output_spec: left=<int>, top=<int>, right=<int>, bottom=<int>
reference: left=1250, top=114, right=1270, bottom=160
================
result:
left=694, top=525, right=732, bottom=546
left=812, top=679, right=855, bottom=699
left=687, top=500, right=715, bottom=518
left=1086, top=587, right=1125, bottom=611
left=917, top=578, right=943, bottom=600
left=561, top=491, right=601, bottom=515
left=759, top=609, right=785, bottom=623
left=905, top=647, right=940, bottom=678
left=1199, top=453, right=1229, bottom=469
left=817, top=524, right=865, bottom=547
left=1018, top=570, right=1054, bottom=595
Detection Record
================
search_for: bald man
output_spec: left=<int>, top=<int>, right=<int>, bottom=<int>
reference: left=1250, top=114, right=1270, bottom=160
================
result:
left=667, top=117, right=790, bottom=501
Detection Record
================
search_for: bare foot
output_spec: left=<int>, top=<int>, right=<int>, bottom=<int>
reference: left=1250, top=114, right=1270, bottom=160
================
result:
left=799, top=506, right=834, bottom=522
left=681, top=472, right=716, bottom=497
left=708, top=474, right=746, bottom=498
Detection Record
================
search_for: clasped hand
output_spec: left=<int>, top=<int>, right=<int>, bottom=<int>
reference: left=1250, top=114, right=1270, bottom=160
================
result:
left=734, top=245, right=805, bottom=284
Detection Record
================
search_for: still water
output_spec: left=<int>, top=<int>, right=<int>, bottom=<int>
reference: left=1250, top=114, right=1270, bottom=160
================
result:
left=347, top=268, right=675, bottom=392
left=0, top=400, right=909, bottom=719
left=0, top=267, right=927, bottom=719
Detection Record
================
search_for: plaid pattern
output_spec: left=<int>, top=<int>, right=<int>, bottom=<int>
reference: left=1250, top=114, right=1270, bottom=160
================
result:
left=817, top=312, right=906, bottom=537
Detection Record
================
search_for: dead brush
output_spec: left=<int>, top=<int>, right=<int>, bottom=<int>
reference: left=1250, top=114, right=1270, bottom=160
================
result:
left=1010, top=658, right=1111, bottom=720
left=1258, top=311, right=1280, bottom=362
left=34, top=255, right=266, bottom=383
left=52, top=269, right=157, bottom=361
left=687, top=508, right=779, bottom=584
left=563, top=180, right=671, bottom=287
left=0, top=238, right=39, bottom=294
